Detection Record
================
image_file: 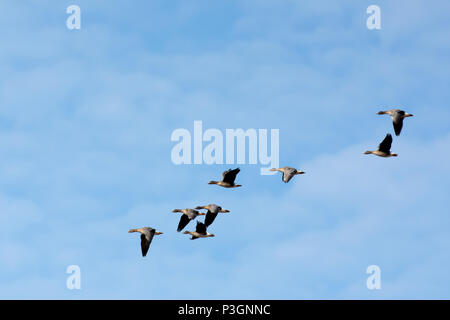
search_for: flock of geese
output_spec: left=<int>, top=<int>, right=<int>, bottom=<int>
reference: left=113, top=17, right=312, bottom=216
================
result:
left=365, top=109, right=413, bottom=157
left=129, top=108, right=413, bottom=257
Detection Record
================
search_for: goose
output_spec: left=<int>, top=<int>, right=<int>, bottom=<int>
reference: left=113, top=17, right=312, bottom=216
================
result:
left=128, top=227, right=163, bottom=257
left=364, top=133, right=398, bottom=157
left=208, top=168, right=241, bottom=188
left=377, top=109, right=413, bottom=136
left=172, top=208, right=205, bottom=232
left=195, top=204, right=230, bottom=227
left=270, top=166, right=305, bottom=183
left=183, top=221, right=215, bottom=240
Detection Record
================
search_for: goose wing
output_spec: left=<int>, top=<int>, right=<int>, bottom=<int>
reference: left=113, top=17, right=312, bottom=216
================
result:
left=195, top=221, right=207, bottom=235
left=378, top=134, right=393, bottom=153
left=222, top=168, right=240, bottom=184
left=392, top=110, right=405, bottom=136
left=282, top=167, right=296, bottom=183
left=177, top=214, right=191, bottom=232
left=140, top=228, right=156, bottom=257
left=204, top=210, right=218, bottom=227
left=185, top=209, right=199, bottom=219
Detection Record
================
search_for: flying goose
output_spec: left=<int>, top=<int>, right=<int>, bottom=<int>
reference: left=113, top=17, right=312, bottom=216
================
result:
left=364, top=133, right=398, bottom=157
left=195, top=204, right=230, bottom=227
left=128, top=227, right=163, bottom=257
left=183, top=221, right=215, bottom=240
left=270, top=166, right=305, bottom=183
left=377, top=109, right=413, bottom=136
left=172, top=208, right=205, bottom=232
left=208, top=168, right=242, bottom=188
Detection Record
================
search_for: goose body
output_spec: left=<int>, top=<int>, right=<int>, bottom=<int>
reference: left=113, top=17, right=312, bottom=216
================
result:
left=128, top=227, right=163, bottom=257
left=195, top=204, right=230, bottom=227
left=172, top=208, right=205, bottom=232
left=377, top=109, right=413, bottom=136
left=364, top=134, right=398, bottom=157
left=270, top=166, right=305, bottom=183
left=183, top=221, right=215, bottom=240
left=208, top=168, right=241, bottom=188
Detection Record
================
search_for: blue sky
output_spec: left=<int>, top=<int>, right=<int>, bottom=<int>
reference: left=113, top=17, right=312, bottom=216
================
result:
left=0, top=0, right=449, bottom=299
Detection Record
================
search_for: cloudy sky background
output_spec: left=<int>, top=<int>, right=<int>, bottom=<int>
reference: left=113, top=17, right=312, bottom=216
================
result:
left=0, top=0, right=449, bottom=299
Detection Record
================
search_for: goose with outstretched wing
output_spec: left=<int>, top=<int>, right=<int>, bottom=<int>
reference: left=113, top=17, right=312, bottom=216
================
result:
left=208, top=168, right=242, bottom=188
left=377, top=109, right=413, bottom=136
left=195, top=204, right=230, bottom=227
left=128, top=227, right=163, bottom=257
left=364, top=134, right=398, bottom=157
left=172, top=208, right=205, bottom=232
left=183, top=221, right=215, bottom=240
left=270, top=166, right=305, bottom=183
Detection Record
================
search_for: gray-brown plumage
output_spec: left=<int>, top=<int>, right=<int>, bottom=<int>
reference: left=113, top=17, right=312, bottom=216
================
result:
left=377, top=109, right=413, bottom=136
left=269, top=166, right=305, bottom=183
left=183, top=221, right=215, bottom=240
left=128, top=227, right=163, bottom=257
left=172, top=208, right=205, bottom=232
left=364, top=133, right=398, bottom=157
left=195, top=204, right=230, bottom=227
left=208, top=168, right=242, bottom=188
